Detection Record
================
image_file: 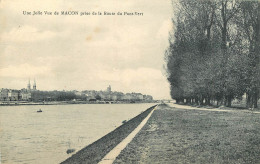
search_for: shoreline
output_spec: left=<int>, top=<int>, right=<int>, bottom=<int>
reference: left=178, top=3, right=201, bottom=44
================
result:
left=0, top=101, right=157, bottom=106
left=61, top=105, right=157, bottom=164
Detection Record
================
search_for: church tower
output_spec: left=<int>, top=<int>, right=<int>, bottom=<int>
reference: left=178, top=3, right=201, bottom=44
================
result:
left=33, top=79, right=36, bottom=90
left=107, top=85, right=111, bottom=93
left=27, top=79, right=31, bottom=90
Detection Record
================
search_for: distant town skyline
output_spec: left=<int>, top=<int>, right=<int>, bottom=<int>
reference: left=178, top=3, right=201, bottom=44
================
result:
left=1, top=83, right=154, bottom=102
left=0, top=0, right=173, bottom=100
left=1, top=79, right=155, bottom=97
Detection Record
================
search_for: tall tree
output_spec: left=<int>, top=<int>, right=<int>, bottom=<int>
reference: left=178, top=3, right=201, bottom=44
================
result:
left=166, top=0, right=258, bottom=108
left=240, top=1, right=260, bottom=108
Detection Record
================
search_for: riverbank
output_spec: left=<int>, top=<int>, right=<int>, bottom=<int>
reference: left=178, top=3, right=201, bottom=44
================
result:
left=0, top=101, right=157, bottom=106
left=61, top=105, right=157, bottom=164
left=114, top=103, right=260, bottom=163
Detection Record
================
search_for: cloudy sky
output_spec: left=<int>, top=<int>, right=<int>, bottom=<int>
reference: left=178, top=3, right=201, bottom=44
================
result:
left=0, top=0, right=174, bottom=99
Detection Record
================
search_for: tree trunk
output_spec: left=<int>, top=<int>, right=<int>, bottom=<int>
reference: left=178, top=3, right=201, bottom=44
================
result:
left=246, top=92, right=249, bottom=108
left=253, top=92, right=258, bottom=108
left=195, top=98, right=199, bottom=105
left=223, top=96, right=228, bottom=106
left=186, top=98, right=191, bottom=104
left=176, top=99, right=180, bottom=104
left=227, top=95, right=232, bottom=107
left=246, top=92, right=253, bottom=108
left=205, top=97, right=210, bottom=105
left=207, top=97, right=211, bottom=105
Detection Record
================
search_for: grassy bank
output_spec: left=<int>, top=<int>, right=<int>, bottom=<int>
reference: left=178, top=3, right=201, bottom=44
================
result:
left=61, top=105, right=157, bottom=164
left=114, top=104, right=260, bottom=163
left=176, top=99, right=260, bottom=111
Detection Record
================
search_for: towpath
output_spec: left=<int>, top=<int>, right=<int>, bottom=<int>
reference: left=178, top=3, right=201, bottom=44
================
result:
left=114, top=104, right=260, bottom=164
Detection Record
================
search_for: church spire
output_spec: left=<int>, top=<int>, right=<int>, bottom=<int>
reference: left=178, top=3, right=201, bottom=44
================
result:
left=33, top=79, right=36, bottom=90
left=27, top=79, right=31, bottom=90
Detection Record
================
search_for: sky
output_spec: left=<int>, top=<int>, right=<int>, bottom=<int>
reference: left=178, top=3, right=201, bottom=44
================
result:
left=0, top=0, right=174, bottom=99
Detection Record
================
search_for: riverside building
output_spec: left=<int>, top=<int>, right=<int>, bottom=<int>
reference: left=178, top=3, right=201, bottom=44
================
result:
left=0, top=79, right=37, bottom=101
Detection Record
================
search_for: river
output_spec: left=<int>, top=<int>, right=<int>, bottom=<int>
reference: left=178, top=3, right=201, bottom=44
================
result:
left=0, top=103, right=156, bottom=164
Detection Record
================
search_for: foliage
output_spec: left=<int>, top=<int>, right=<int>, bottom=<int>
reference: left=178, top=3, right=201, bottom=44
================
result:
left=31, top=90, right=77, bottom=101
left=165, top=0, right=259, bottom=107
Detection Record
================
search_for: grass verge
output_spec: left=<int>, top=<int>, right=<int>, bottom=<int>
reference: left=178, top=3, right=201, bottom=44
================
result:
left=114, top=104, right=260, bottom=164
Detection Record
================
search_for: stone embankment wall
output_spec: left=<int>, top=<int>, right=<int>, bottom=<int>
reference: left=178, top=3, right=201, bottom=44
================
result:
left=61, top=105, right=157, bottom=164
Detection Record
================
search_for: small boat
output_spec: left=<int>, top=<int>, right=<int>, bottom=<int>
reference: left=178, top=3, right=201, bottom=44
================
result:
left=37, top=109, right=42, bottom=113
left=66, top=149, right=75, bottom=154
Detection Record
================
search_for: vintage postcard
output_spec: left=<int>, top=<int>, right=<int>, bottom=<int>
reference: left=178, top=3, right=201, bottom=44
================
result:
left=0, top=0, right=260, bottom=164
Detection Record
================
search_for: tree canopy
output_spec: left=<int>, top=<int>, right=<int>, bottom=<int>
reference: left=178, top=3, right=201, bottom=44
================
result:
left=165, top=0, right=260, bottom=108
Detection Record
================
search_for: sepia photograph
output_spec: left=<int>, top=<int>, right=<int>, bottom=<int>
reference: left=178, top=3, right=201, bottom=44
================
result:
left=0, top=0, right=259, bottom=163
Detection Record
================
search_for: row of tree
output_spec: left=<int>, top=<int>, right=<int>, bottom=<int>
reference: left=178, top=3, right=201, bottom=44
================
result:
left=31, top=91, right=77, bottom=101
left=31, top=91, right=106, bottom=101
left=165, top=0, right=259, bottom=108
left=30, top=91, right=151, bottom=102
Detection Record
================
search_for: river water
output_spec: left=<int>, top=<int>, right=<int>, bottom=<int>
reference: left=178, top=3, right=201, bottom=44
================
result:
left=0, top=103, right=156, bottom=164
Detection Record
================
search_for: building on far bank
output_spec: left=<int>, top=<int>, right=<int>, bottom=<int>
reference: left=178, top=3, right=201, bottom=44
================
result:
left=0, top=82, right=154, bottom=102
left=123, top=93, right=132, bottom=101
left=27, top=79, right=37, bottom=91
left=27, top=79, right=31, bottom=90
left=107, top=85, right=111, bottom=93
left=83, top=90, right=97, bottom=100
left=0, top=80, right=36, bottom=101
left=33, top=79, right=37, bottom=90
left=7, top=90, right=20, bottom=101
left=20, top=88, right=32, bottom=101
left=0, top=88, right=9, bottom=101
